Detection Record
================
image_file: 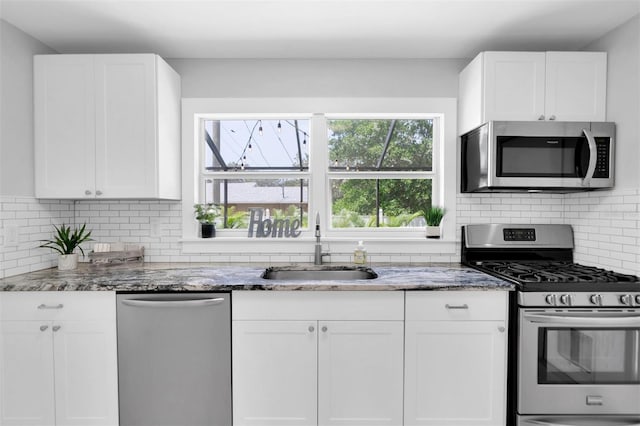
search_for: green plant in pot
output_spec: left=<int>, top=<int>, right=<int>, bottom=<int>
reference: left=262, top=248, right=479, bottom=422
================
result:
left=422, top=206, right=445, bottom=239
left=194, top=203, right=221, bottom=238
left=39, top=223, right=92, bottom=270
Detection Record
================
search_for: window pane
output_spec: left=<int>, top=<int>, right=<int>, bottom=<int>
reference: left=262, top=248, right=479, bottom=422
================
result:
left=330, top=179, right=432, bottom=228
left=328, top=119, right=433, bottom=171
left=203, top=178, right=308, bottom=229
left=204, top=119, right=310, bottom=171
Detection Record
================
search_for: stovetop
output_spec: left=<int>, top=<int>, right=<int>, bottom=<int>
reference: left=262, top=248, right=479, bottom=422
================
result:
left=462, top=224, right=640, bottom=302
left=474, top=260, right=638, bottom=284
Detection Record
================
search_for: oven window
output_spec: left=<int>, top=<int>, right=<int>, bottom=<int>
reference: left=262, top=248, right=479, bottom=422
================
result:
left=538, top=327, right=640, bottom=384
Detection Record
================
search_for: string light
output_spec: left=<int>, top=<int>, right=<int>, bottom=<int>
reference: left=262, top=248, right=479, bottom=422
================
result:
left=277, top=121, right=282, bottom=132
left=258, top=120, right=263, bottom=136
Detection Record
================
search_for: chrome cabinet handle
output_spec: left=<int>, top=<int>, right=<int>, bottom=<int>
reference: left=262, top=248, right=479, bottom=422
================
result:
left=498, top=326, right=505, bottom=332
left=308, top=325, right=315, bottom=333
left=549, top=115, right=556, bottom=120
left=121, top=298, right=225, bottom=308
left=38, top=304, right=64, bottom=310
left=96, top=190, right=103, bottom=196
left=445, top=304, right=469, bottom=310
left=321, top=326, right=328, bottom=332
left=581, top=128, right=597, bottom=187
left=40, top=325, right=48, bottom=332
left=52, top=325, right=61, bottom=332
left=85, top=190, right=92, bottom=195
left=538, top=115, right=545, bottom=120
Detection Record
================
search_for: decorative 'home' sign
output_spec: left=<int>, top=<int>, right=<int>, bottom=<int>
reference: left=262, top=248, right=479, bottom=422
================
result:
left=247, top=208, right=302, bottom=238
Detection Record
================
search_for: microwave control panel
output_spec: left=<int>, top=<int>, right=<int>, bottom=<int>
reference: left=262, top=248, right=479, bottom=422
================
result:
left=593, top=138, right=610, bottom=178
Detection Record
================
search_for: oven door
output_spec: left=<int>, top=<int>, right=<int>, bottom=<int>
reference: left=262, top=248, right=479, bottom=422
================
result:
left=519, top=309, right=640, bottom=415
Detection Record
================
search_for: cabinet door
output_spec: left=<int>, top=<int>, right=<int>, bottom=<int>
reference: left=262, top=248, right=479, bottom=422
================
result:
left=34, top=55, right=96, bottom=198
left=318, top=321, right=404, bottom=426
left=483, top=52, right=546, bottom=122
left=0, top=321, right=55, bottom=426
left=404, top=321, right=506, bottom=426
left=94, top=54, right=158, bottom=198
left=52, top=320, right=119, bottom=426
left=544, top=52, right=607, bottom=122
left=233, top=321, right=318, bottom=426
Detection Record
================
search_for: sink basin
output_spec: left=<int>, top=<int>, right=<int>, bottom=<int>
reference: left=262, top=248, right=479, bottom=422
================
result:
left=262, top=266, right=377, bottom=281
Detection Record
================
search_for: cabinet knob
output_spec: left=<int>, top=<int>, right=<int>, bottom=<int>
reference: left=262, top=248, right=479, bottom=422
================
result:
left=538, top=115, right=545, bottom=120
left=321, top=326, right=328, bottom=332
left=308, top=325, right=315, bottom=333
left=549, top=115, right=556, bottom=121
left=498, top=326, right=505, bottom=333
left=52, top=325, right=61, bottom=332
left=96, top=190, right=103, bottom=196
left=40, top=325, right=49, bottom=332
left=85, top=190, right=92, bottom=196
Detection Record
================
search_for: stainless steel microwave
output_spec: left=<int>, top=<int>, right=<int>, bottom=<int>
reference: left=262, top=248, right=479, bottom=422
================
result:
left=461, top=121, right=615, bottom=192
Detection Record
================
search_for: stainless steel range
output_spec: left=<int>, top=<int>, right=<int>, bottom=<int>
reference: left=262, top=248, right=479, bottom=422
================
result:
left=462, top=224, right=640, bottom=426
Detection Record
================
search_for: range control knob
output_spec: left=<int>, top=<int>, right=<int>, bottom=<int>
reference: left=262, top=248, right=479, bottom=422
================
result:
left=620, top=294, right=633, bottom=306
left=590, top=294, right=603, bottom=306
left=545, top=294, right=557, bottom=306
left=636, top=295, right=640, bottom=305
left=559, top=294, right=573, bottom=306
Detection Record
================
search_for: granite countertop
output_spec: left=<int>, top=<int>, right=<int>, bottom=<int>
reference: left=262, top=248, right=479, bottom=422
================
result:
left=0, top=263, right=513, bottom=292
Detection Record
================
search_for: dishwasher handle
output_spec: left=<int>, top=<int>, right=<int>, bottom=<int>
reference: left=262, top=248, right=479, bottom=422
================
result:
left=121, top=298, right=225, bottom=308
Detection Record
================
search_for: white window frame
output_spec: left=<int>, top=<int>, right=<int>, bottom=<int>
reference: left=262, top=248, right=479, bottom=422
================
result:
left=181, top=98, right=457, bottom=256
left=323, top=113, right=440, bottom=239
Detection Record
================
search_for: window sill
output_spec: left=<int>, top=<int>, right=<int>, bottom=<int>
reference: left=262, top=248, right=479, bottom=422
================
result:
left=180, top=236, right=457, bottom=255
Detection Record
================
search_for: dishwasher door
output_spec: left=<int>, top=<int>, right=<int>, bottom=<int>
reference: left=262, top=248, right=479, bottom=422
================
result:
left=117, top=293, right=231, bottom=426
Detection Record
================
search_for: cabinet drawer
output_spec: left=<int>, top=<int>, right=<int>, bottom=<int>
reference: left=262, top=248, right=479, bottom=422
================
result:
left=0, top=292, right=115, bottom=321
left=405, top=291, right=507, bottom=321
left=232, top=291, right=404, bottom=321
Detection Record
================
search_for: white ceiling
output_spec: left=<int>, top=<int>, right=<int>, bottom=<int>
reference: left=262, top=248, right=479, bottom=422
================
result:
left=1, top=0, right=639, bottom=59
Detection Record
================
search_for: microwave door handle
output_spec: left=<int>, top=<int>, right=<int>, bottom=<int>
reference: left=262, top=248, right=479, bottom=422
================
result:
left=524, top=312, right=640, bottom=326
left=582, top=128, right=597, bottom=187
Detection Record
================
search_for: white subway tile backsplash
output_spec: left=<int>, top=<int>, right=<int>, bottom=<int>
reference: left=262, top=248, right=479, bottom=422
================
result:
left=1, top=189, right=638, bottom=278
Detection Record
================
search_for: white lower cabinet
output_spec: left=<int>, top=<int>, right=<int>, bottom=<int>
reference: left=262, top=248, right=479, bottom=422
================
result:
left=404, top=292, right=508, bottom=426
left=233, top=320, right=318, bottom=425
left=0, top=292, right=118, bottom=426
left=232, top=291, right=405, bottom=426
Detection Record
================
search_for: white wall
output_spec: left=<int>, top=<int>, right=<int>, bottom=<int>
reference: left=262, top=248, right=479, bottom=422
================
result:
left=167, top=58, right=466, bottom=98
left=585, top=14, right=640, bottom=189
left=0, top=19, right=57, bottom=197
left=1, top=15, right=638, bottom=278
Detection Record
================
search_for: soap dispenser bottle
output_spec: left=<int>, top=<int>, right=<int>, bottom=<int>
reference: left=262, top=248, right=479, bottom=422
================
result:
left=353, top=241, right=367, bottom=265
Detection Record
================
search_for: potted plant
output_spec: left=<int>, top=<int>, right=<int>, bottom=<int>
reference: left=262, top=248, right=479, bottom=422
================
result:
left=39, top=223, right=92, bottom=270
left=194, top=203, right=221, bottom=238
left=422, top=206, right=445, bottom=239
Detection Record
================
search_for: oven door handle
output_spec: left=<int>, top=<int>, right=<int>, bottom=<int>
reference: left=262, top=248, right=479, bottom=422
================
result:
left=523, top=418, right=640, bottom=426
left=524, top=312, right=640, bottom=326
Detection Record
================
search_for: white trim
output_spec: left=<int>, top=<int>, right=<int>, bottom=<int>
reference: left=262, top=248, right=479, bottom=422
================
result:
left=181, top=97, right=457, bottom=255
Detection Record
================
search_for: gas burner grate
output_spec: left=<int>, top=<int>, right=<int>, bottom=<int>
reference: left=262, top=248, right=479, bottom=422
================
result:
left=475, top=261, right=639, bottom=284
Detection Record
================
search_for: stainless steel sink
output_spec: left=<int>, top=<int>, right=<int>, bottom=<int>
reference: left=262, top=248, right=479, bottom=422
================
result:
left=261, top=266, right=377, bottom=281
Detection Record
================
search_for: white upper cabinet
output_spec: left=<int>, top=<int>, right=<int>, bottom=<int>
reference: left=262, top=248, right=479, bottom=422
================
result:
left=458, top=51, right=607, bottom=135
left=544, top=52, right=607, bottom=122
left=34, top=54, right=181, bottom=200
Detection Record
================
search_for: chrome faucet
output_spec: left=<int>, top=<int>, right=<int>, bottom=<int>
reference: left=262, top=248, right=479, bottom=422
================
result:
left=314, top=212, right=329, bottom=265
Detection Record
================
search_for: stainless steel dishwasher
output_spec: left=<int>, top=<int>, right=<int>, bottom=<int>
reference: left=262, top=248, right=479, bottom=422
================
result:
left=117, top=293, right=231, bottom=426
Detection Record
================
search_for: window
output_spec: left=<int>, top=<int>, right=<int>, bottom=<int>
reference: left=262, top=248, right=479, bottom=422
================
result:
left=200, top=118, right=310, bottom=230
left=327, top=118, right=435, bottom=229
left=182, top=97, right=456, bottom=248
